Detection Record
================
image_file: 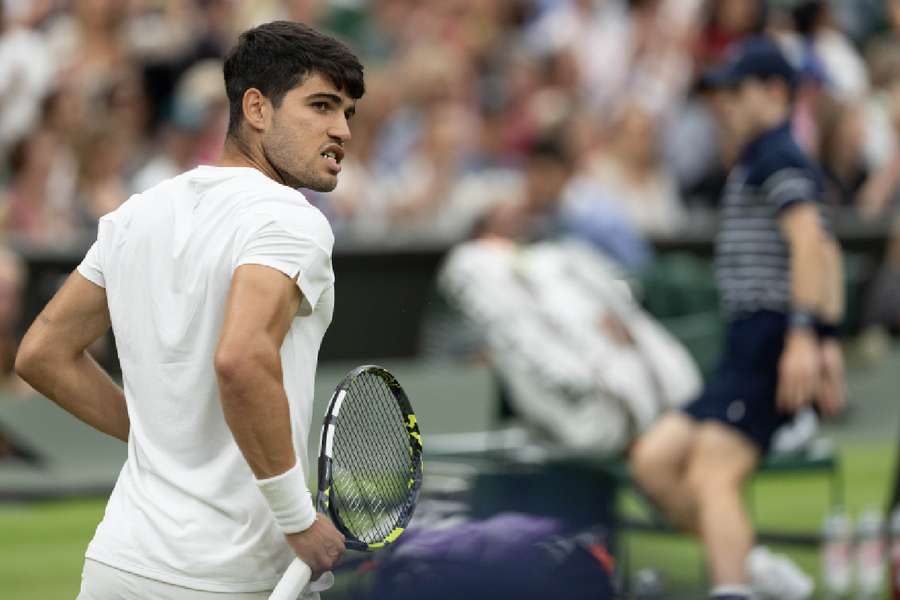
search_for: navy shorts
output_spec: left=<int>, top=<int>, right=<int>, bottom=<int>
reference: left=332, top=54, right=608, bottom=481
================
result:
left=682, top=310, right=792, bottom=452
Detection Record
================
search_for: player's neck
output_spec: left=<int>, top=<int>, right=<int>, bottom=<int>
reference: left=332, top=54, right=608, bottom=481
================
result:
left=218, top=135, right=287, bottom=187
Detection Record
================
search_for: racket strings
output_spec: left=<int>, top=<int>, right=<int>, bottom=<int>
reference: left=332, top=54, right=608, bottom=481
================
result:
left=331, top=372, right=415, bottom=544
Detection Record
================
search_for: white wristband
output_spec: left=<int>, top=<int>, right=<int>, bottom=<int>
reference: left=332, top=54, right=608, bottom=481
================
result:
left=255, top=462, right=316, bottom=534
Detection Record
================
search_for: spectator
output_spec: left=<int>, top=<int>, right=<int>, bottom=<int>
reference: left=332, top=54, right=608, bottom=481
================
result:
left=0, top=1, right=55, bottom=157
left=3, top=130, right=80, bottom=245
left=585, top=100, right=687, bottom=236
left=44, top=0, right=131, bottom=104
left=696, top=0, right=766, bottom=68
left=858, top=75, right=900, bottom=218
left=817, top=99, right=869, bottom=209
left=375, top=100, right=480, bottom=239
left=792, top=0, right=870, bottom=102
left=74, top=125, right=132, bottom=229
left=866, top=0, right=900, bottom=90
left=131, top=59, right=228, bottom=193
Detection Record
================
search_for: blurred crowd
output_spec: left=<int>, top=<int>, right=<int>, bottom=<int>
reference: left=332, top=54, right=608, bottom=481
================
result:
left=2, top=0, right=899, bottom=248
left=1, top=0, right=900, bottom=381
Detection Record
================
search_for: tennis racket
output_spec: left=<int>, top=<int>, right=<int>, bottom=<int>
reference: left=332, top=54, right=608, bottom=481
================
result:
left=269, top=365, right=424, bottom=599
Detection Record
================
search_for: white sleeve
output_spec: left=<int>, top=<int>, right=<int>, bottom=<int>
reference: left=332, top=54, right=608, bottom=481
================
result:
left=76, top=240, right=105, bottom=288
left=235, top=219, right=334, bottom=314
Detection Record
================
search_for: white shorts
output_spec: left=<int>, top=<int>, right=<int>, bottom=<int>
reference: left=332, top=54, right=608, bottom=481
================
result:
left=76, top=559, right=321, bottom=600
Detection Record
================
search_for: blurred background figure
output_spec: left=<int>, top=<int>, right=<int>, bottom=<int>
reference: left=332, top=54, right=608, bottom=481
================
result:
left=583, top=98, right=686, bottom=237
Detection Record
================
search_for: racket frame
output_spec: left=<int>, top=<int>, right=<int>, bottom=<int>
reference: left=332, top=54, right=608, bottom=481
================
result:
left=315, top=364, right=423, bottom=552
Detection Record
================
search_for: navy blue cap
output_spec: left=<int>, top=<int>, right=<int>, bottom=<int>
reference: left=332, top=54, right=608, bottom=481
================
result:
left=701, top=36, right=797, bottom=90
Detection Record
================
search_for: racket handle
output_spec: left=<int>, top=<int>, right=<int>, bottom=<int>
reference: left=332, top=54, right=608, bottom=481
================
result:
left=269, top=558, right=312, bottom=600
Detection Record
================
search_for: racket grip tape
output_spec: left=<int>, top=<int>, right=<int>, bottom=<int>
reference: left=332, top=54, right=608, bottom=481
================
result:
left=269, top=558, right=311, bottom=600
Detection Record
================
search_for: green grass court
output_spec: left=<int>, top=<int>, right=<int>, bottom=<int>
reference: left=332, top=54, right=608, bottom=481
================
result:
left=0, top=439, right=893, bottom=599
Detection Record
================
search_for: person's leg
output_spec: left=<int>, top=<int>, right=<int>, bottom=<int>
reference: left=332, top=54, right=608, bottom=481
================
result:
left=629, top=411, right=700, bottom=531
left=684, top=421, right=760, bottom=588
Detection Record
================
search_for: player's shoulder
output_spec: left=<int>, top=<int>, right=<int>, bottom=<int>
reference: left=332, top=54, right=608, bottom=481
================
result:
left=237, top=177, right=334, bottom=248
left=747, top=137, right=821, bottom=190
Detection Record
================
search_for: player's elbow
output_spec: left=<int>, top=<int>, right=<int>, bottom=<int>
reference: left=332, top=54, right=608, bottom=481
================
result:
left=15, top=336, right=52, bottom=383
left=213, top=347, right=246, bottom=386
left=214, top=341, right=277, bottom=390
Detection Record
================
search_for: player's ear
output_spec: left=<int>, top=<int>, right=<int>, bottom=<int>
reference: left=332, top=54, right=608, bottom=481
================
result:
left=242, top=88, right=271, bottom=133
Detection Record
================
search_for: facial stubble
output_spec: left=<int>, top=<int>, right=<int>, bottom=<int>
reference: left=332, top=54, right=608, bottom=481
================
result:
left=262, top=118, right=338, bottom=193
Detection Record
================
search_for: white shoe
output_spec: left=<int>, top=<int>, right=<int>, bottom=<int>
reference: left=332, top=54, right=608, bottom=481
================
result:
left=771, top=408, right=819, bottom=455
left=747, top=546, right=814, bottom=600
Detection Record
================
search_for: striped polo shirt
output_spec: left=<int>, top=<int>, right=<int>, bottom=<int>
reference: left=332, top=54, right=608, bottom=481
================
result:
left=715, top=122, right=826, bottom=318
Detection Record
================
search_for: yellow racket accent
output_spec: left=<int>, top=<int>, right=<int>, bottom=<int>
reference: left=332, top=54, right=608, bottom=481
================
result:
left=368, top=526, right=406, bottom=549
left=405, top=414, right=423, bottom=447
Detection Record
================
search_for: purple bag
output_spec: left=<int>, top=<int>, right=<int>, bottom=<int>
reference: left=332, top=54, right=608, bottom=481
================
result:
left=366, top=513, right=617, bottom=599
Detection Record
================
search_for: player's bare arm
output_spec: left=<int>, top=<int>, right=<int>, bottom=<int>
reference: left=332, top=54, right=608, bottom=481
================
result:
left=214, top=263, right=344, bottom=578
left=15, top=272, right=128, bottom=442
left=215, top=263, right=300, bottom=478
left=777, top=203, right=826, bottom=413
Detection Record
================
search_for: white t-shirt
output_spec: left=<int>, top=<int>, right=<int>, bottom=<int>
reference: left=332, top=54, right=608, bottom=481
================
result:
left=77, top=165, right=335, bottom=592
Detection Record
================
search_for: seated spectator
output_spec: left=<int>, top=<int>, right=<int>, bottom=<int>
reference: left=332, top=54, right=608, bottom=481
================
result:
left=865, top=0, right=900, bottom=91
left=695, top=0, right=766, bottom=69
left=2, top=129, right=80, bottom=245
left=792, top=0, right=870, bottom=102
left=858, top=73, right=900, bottom=218
left=817, top=99, right=869, bottom=209
left=584, top=100, right=687, bottom=236
left=131, top=59, right=228, bottom=193
left=75, top=125, right=133, bottom=228
left=0, top=2, right=56, bottom=158
left=374, top=101, right=480, bottom=239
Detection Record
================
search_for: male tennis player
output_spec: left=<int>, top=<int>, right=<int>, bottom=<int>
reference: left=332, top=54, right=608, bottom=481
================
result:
left=15, top=21, right=363, bottom=599
left=630, top=36, right=845, bottom=600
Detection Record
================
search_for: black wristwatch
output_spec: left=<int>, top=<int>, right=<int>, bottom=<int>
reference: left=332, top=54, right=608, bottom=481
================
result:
left=788, top=308, right=817, bottom=331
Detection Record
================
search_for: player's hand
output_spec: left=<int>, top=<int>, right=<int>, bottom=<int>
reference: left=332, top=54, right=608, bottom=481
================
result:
left=285, top=513, right=345, bottom=581
left=816, top=338, right=846, bottom=418
left=777, top=329, right=819, bottom=414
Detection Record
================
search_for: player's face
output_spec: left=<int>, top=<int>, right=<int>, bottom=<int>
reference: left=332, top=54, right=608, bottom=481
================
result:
left=261, top=72, right=356, bottom=192
left=714, top=78, right=770, bottom=140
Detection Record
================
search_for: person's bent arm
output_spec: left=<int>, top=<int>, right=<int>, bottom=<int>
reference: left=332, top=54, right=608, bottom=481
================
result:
left=15, top=272, right=128, bottom=442
left=214, top=264, right=343, bottom=579
left=777, top=203, right=826, bottom=413
left=214, top=264, right=300, bottom=479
